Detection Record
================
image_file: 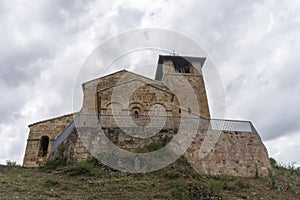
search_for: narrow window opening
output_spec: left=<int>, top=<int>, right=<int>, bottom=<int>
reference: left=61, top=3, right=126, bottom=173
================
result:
left=134, top=111, right=139, bottom=119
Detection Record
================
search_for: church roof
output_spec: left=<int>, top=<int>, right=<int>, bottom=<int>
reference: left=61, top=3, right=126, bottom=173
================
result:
left=28, top=113, right=75, bottom=127
left=98, top=78, right=174, bottom=95
left=82, top=69, right=170, bottom=91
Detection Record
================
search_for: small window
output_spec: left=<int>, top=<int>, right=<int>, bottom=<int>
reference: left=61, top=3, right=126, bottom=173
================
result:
left=188, top=107, right=191, bottom=114
left=134, top=111, right=139, bottom=119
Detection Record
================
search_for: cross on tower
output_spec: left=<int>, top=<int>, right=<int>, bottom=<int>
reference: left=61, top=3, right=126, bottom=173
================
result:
left=170, top=50, right=178, bottom=56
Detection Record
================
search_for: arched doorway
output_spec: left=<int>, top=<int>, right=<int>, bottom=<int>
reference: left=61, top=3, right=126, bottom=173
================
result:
left=39, top=136, right=49, bottom=157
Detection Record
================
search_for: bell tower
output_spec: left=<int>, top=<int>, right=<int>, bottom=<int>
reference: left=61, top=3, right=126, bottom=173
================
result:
left=155, top=55, right=210, bottom=119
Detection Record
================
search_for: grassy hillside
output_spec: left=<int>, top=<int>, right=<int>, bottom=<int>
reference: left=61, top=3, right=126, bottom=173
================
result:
left=0, top=157, right=299, bottom=199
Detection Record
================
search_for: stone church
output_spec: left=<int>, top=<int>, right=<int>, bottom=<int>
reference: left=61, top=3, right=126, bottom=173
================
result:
left=23, top=55, right=271, bottom=177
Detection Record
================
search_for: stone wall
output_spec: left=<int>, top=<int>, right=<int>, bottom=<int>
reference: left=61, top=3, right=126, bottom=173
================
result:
left=23, top=114, right=74, bottom=167
left=50, top=127, right=177, bottom=164
left=81, top=70, right=128, bottom=114
left=49, top=127, right=90, bottom=163
left=49, top=126, right=271, bottom=177
left=81, top=70, right=171, bottom=115
left=97, top=81, right=181, bottom=122
left=185, top=130, right=271, bottom=177
left=160, top=59, right=211, bottom=119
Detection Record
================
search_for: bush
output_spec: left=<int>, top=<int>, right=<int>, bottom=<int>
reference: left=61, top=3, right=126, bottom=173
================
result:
left=270, top=158, right=277, bottom=168
left=272, top=160, right=300, bottom=177
left=63, top=161, right=95, bottom=176
left=207, top=180, right=227, bottom=195
left=41, top=158, right=66, bottom=172
left=188, top=183, right=216, bottom=199
left=164, top=171, right=180, bottom=179
left=6, top=160, right=18, bottom=167
left=170, top=186, right=190, bottom=199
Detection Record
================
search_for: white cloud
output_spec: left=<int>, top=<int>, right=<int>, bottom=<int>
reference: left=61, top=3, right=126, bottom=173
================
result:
left=265, top=132, right=300, bottom=167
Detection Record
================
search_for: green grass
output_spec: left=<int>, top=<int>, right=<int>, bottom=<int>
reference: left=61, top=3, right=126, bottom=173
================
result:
left=43, top=179, right=60, bottom=187
left=0, top=157, right=299, bottom=199
left=40, top=157, right=66, bottom=172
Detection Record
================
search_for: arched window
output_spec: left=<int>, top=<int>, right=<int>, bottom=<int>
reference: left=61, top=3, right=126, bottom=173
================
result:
left=134, top=110, right=139, bottom=119
left=39, top=136, right=49, bottom=157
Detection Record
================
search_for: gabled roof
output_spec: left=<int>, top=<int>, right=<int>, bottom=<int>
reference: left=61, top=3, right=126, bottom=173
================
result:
left=28, top=113, right=75, bottom=127
left=82, top=69, right=168, bottom=90
left=82, top=69, right=128, bottom=87
left=98, top=78, right=174, bottom=95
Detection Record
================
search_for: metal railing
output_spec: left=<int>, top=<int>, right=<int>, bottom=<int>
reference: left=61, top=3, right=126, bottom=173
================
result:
left=209, top=119, right=256, bottom=133
left=51, top=118, right=76, bottom=153
left=74, top=114, right=256, bottom=132
left=51, top=114, right=257, bottom=153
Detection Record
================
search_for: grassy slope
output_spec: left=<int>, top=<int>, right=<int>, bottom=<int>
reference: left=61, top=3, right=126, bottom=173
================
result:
left=1, top=158, right=299, bottom=200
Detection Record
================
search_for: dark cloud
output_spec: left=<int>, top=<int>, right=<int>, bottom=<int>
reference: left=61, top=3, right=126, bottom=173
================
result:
left=0, top=43, right=49, bottom=86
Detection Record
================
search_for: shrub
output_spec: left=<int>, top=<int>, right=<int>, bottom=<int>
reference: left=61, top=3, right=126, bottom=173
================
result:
left=63, top=161, right=94, bottom=176
left=164, top=171, right=180, bottom=179
left=6, top=160, right=18, bottom=167
left=241, top=194, right=251, bottom=199
left=207, top=180, right=227, bottom=195
left=44, top=179, right=59, bottom=187
left=170, top=186, right=190, bottom=199
left=41, top=158, right=66, bottom=172
left=270, top=158, right=277, bottom=168
left=272, top=160, right=300, bottom=177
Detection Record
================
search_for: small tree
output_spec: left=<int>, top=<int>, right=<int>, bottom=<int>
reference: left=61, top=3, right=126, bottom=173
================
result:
left=270, top=158, right=277, bottom=168
left=6, top=160, right=17, bottom=167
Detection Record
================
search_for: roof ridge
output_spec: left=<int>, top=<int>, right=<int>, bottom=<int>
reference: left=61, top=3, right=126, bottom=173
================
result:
left=28, top=113, right=76, bottom=127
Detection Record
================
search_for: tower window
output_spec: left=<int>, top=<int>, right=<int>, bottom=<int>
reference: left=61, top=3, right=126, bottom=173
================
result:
left=174, top=65, right=190, bottom=73
left=184, top=66, right=190, bottom=73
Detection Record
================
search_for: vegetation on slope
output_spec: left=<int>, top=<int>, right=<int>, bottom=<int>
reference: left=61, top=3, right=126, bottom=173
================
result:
left=0, top=157, right=299, bottom=199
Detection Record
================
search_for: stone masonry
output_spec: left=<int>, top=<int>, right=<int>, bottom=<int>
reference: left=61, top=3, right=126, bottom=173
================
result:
left=23, top=114, right=74, bottom=167
left=23, top=55, right=271, bottom=177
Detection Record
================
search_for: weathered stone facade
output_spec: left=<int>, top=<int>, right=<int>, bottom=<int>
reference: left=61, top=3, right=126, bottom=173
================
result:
left=185, top=130, right=270, bottom=177
left=23, top=55, right=271, bottom=177
left=23, top=114, right=74, bottom=167
left=50, top=127, right=178, bottom=164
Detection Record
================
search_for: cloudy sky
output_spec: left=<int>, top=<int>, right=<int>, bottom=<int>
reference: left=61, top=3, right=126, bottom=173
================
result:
left=0, top=0, right=299, bottom=166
